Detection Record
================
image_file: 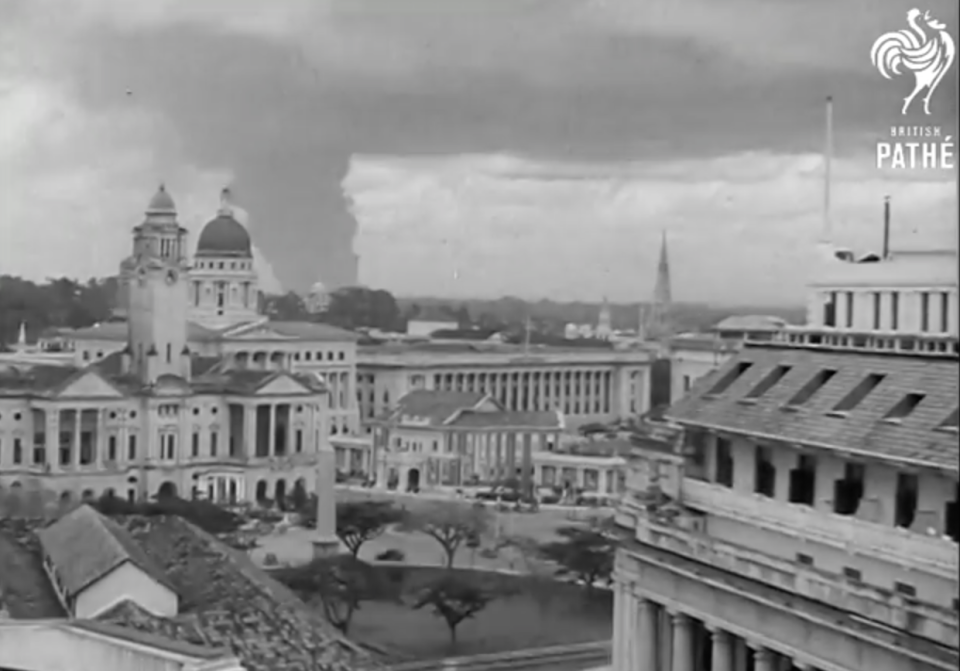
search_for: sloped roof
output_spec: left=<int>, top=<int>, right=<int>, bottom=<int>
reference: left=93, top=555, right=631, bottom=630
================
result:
left=37, top=505, right=175, bottom=599
left=666, top=344, right=959, bottom=472
left=713, top=315, right=787, bottom=332
left=0, top=363, right=80, bottom=396
left=387, top=390, right=489, bottom=424
left=448, top=409, right=563, bottom=430
left=1, top=514, right=376, bottom=670
left=259, top=320, right=359, bottom=342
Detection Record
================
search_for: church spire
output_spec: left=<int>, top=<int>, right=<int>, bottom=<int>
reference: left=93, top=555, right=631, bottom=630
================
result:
left=640, top=230, right=672, bottom=343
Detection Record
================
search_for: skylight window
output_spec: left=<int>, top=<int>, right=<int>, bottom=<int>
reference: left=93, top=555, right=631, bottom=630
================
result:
left=783, top=369, right=837, bottom=408
left=744, top=365, right=792, bottom=399
left=705, top=362, right=753, bottom=396
left=938, top=407, right=959, bottom=433
left=882, top=393, right=925, bottom=422
left=831, top=374, right=885, bottom=413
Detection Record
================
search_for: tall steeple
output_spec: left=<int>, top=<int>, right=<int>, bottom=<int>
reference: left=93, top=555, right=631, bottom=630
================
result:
left=640, top=230, right=673, bottom=343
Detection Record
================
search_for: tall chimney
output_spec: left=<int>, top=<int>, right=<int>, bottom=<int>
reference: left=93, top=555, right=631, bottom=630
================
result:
left=882, top=196, right=891, bottom=259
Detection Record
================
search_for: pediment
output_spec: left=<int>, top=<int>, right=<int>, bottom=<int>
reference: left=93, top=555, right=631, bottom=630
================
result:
left=257, top=374, right=313, bottom=396
left=472, top=398, right=501, bottom=413
left=54, top=371, right=125, bottom=399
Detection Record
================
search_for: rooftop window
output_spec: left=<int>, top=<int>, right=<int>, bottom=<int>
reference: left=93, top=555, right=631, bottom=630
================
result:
left=744, top=365, right=792, bottom=400
left=783, top=369, right=836, bottom=409
left=830, top=374, right=885, bottom=414
left=937, top=407, right=959, bottom=433
left=705, top=362, right=753, bottom=396
left=882, top=393, right=925, bottom=422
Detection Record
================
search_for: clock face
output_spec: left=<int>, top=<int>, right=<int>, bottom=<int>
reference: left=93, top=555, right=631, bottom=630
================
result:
left=166, top=270, right=178, bottom=285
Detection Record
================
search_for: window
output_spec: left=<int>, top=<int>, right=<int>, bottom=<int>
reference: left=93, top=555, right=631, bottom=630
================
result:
left=788, top=454, right=817, bottom=506
left=796, top=553, right=814, bottom=566
left=192, top=432, right=200, bottom=457
left=166, top=343, right=172, bottom=364
left=13, top=438, right=22, bottom=464
left=682, top=375, right=692, bottom=392
left=705, top=362, right=753, bottom=396
left=210, top=431, right=218, bottom=457
left=846, top=291, right=854, bottom=328
left=107, top=436, right=117, bottom=461
left=920, top=292, right=930, bottom=331
left=295, top=430, right=303, bottom=453
left=833, top=462, right=865, bottom=515
left=715, top=437, right=734, bottom=487
left=842, top=567, right=862, bottom=582
left=831, top=374, right=885, bottom=413
left=890, top=292, right=900, bottom=330
left=894, top=582, right=916, bottom=598
left=744, top=365, right=791, bottom=399
left=128, top=435, right=137, bottom=460
left=823, top=292, right=837, bottom=327
left=872, top=292, right=881, bottom=330
left=894, top=472, right=918, bottom=529
left=883, top=393, right=924, bottom=421
left=753, top=445, right=776, bottom=497
left=784, top=369, right=837, bottom=408
left=941, top=292, right=951, bottom=333
left=938, top=408, right=959, bottom=433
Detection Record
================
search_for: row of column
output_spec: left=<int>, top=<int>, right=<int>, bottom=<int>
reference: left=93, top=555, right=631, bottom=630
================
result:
left=250, top=402, right=318, bottom=458
left=432, top=368, right=625, bottom=416
left=614, top=584, right=819, bottom=671
left=535, top=463, right=620, bottom=494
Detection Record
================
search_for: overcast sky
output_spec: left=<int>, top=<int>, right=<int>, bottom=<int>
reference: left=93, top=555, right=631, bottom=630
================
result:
left=0, top=0, right=956, bottom=304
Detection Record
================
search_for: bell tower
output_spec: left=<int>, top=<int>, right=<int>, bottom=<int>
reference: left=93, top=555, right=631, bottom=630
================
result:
left=124, top=185, right=192, bottom=383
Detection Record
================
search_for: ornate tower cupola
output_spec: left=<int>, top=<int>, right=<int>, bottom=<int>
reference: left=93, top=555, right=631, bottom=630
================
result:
left=188, top=187, right=261, bottom=330
left=123, top=185, right=193, bottom=384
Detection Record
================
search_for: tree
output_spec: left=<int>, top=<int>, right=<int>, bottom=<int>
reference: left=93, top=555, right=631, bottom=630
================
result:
left=494, top=534, right=559, bottom=616
left=412, top=573, right=496, bottom=650
left=324, top=286, right=402, bottom=331
left=537, top=523, right=615, bottom=593
left=400, top=502, right=491, bottom=568
left=264, top=291, right=310, bottom=321
left=288, top=480, right=309, bottom=512
left=336, top=500, right=404, bottom=557
left=285, top=555, right=379, bottom=635
left=91, top=493, right=244, bottom=536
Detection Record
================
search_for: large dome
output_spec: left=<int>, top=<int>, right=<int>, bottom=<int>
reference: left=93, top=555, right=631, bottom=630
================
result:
left=195, top=214, right=252, bottom=258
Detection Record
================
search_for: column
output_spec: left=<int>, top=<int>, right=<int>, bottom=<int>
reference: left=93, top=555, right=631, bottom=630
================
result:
left=285, top=405, right=295, bottom=455
left=638, top=597, right=658, bottom=671
left=244, top=404, right=257, bottom=457
left=96, top=409, right=105, bottom=468
left=585, top=371, right=594, bottom=416
left=671, top=612, right=694, bottom=671
left=623, top=588, right=636, bottom=670
left=267, top=404, right=276, bottom=456
left=45, top=409, right=57, bottom=469
left=73, top=408, right=82, bottom=467
left=707, top=626, right=732, bottom=671
left=658, top=609, right=673, bottom=671
left=751, top=646, right=776, bottom=671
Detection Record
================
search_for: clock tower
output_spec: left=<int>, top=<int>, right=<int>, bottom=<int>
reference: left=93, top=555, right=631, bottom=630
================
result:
left=122, top=185, right=193, bottom=383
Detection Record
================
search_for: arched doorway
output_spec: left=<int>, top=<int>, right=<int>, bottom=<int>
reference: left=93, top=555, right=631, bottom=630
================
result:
left=387, top=469, right=399, bottom=491
left=81, top=489, right=95, bottom=502
left=256, top=480, right=268, bottom=503
left=157, top=481, right=178, bottom=500
left=406, top=468, right=420, bottom=493
left=274, top=479, right=287, bottom=510
left=59, top=491, right=72, bottom=504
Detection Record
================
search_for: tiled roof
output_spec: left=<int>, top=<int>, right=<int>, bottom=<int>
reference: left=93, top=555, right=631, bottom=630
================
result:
left=0, top=519, right=65, bottom=619
left=666, top=344, right=960, bottom=472
left=387, top=390, right=489, bottom=424
left=1, top=511, right=376, bottom=670
left=448, top=409, right=562, bottom=430
left=262, top=321, right=359, bottom=342
left=37, top=505, right=175, bottom=599
left=54, top=321, right=223, bottom=343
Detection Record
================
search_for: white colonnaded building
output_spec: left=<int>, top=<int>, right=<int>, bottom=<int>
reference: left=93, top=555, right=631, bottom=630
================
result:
left=611, top=215, right=959, bottom=671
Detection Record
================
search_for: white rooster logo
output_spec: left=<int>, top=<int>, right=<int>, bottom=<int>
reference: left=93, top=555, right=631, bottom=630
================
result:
left=870, top=9, right=956, bottom=115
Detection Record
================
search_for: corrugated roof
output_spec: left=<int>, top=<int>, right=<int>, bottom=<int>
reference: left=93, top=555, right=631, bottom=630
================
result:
left=666, top=345, right=959, bottom=472
left=37, top=505, right=176, bottom=599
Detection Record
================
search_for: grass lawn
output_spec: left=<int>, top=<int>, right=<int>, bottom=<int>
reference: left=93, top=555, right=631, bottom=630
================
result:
left=278, top=564, right=612, bottom=661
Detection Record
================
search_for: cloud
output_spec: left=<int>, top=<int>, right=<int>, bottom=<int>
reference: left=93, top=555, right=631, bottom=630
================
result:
left=345, top=152, right=955, bottom=305
left=0, top=18, right=284, bottom=293
left=226, top=204, right=284, bottom=294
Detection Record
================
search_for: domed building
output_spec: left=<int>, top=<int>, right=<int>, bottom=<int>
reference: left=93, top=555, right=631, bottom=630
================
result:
left=189, top=188, right=260, bottom=329
left=306, top=279, right=330, bottom=314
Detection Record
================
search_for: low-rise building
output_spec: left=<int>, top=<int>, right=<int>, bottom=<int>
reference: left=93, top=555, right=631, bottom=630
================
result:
left=0, top=504, right=369, bottom=671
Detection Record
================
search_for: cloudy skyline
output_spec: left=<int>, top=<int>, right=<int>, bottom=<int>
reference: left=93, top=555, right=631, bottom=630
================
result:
left=1, top=0, right=956, bottom=305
